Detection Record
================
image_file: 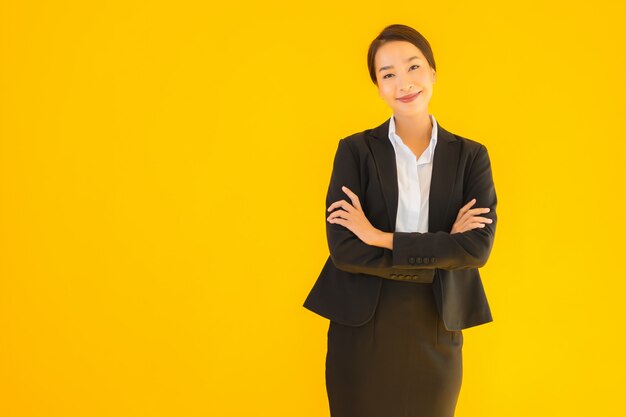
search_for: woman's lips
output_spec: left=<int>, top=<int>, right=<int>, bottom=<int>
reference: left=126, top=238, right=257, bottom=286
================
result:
left=397, top=91, right=421, bottom=103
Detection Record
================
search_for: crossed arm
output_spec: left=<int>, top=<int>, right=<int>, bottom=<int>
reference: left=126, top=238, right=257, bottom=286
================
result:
left=325, top=139, right=497, bottom=281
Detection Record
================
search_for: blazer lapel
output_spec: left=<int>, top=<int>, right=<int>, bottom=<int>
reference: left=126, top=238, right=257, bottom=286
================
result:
left=366, top=117, right=461, bottom=233
left=367, top=119, right=398, bottom=231
left=428, top=125, right=461, bottom=232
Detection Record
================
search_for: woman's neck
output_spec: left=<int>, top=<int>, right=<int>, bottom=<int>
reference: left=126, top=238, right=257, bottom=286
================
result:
left=393, top=112, right=433, bottom=146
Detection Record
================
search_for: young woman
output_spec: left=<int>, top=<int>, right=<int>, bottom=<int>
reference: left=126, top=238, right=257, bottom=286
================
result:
left=303, top=24, right=498, bottom=417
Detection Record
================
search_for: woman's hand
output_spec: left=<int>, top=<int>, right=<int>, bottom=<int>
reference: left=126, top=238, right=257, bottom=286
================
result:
left=450, top=198, right=492, bottom=234
left=327, top=186, right=382, bottom=246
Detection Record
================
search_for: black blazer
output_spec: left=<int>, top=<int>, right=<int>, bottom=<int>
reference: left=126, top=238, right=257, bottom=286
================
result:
left=303, top=117, right=498, bottom=331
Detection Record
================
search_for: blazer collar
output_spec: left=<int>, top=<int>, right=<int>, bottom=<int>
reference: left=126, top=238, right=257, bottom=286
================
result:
left=366, top=117, right=461, bottom=233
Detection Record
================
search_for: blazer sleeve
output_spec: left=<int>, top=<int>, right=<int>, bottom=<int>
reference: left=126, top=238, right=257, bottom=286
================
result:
left=391, top=143, right=498, bottom=270
left=325, top=138, right=435, bottom=282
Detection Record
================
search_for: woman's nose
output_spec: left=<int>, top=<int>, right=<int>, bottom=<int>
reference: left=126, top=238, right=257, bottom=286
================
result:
left=398, top=76, right=414, bottom=92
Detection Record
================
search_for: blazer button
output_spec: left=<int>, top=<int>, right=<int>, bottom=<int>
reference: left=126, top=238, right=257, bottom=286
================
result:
left=409, top=257, right=415, bottom=264
left=417, top=257, right=422, bottom=263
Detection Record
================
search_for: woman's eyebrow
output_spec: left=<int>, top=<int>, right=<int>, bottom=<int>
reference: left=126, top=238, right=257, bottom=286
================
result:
left=378, top=56, right=422, bottom=72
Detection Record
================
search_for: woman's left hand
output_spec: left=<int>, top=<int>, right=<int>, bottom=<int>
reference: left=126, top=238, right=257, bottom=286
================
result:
left=327, top=186, right=381, bottom=246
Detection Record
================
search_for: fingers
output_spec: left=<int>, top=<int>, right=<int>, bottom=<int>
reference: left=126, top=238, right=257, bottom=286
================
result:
left=458, top=199, right=490, bottom=216
left=468, top=222, right=486, bottom=229
left=468, top=207, right=490, bottom=215
left=326, top=186, right=363, bottom=213
left=451, top=199, right=494, bottom=233
left=327, top=209, right=349, bottom=222
left=459, top=216, right=493, bottom=231
left=461, top=198, right=477, bottom=211
left=459, top=214, right=493, bottom=226
left=472, top=216, right=493, bottom=224
left=459, top=206, right=490, bottom=221
left=469, top=220, right=488, bottom=228
left=327, top=199, right=355, bottom=213
left=456, top=198, right=476, bottom=220
left=341, top=186, right=362, bottom=211
left=328, top=217, right=348, bottom=227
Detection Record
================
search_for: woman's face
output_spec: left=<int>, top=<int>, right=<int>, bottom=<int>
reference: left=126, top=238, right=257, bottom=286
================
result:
left=374, top=40, right=436, bottom=117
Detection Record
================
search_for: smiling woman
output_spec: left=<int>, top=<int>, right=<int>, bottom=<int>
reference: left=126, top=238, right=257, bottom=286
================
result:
left=303, top=24, right=498, bottom=417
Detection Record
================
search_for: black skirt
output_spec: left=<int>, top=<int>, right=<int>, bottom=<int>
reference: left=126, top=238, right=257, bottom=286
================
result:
left=325, top=278, right=464, bottom=417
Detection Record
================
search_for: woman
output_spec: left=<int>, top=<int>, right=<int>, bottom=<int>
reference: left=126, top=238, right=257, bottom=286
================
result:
left=303, top=24, right=498, bottom=417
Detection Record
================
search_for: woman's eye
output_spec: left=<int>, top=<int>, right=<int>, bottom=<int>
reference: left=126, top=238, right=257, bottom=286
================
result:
left=383, top=73, right=393, bottom=79
left=409, top=65, right=420, bottom=70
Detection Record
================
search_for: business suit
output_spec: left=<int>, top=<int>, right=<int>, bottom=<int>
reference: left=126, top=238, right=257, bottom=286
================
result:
left=303, top=117, right=497, bottom=331
left=302, top=116, right=497, bottom=417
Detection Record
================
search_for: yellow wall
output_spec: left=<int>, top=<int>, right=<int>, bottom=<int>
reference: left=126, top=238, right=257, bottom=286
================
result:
left=1, top=1, right=625, bottom=416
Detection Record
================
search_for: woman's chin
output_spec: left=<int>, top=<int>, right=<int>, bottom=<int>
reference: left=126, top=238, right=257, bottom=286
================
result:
left=393, top=104, right=428, bottom=117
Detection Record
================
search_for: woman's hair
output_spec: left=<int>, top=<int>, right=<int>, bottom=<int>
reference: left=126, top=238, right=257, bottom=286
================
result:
left=367, top=24, right=436, bottom=85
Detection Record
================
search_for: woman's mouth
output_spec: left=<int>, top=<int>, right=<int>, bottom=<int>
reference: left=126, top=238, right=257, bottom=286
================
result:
left=397, top=91, right=422, bottom=103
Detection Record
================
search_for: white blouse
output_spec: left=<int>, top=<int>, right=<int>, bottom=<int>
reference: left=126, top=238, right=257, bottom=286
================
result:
left=388, top=114, right=439, bottom=233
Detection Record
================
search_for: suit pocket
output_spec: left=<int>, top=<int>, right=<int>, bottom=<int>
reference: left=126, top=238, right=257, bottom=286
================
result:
left=452, top=329, right=463, bottom=347
left=436, top=316, right=463, bottom=348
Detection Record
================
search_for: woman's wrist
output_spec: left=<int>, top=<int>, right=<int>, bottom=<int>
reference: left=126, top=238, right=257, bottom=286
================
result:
left=370, top=230, right=393, bottom=250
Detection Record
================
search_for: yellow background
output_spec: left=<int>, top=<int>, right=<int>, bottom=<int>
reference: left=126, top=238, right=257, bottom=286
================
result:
left=1, top=1, right=625, bottom=416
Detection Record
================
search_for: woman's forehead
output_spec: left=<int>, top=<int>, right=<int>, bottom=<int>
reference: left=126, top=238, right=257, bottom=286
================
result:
left=376, top=42, right=425, bottom=66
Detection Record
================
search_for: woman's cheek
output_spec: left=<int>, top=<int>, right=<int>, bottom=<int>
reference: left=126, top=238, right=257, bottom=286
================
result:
left=378, top=83, right=395, bottom=103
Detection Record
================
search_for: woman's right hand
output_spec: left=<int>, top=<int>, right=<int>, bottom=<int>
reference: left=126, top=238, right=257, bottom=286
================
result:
left=450, top=198, right=492, bottom=234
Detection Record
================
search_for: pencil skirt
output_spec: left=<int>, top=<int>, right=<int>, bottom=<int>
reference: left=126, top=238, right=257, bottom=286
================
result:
left=325, top=278, right=464, bottom=417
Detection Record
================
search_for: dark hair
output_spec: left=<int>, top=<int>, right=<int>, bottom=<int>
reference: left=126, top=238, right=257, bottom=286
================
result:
left=367, top=24, right=436, bottom=85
